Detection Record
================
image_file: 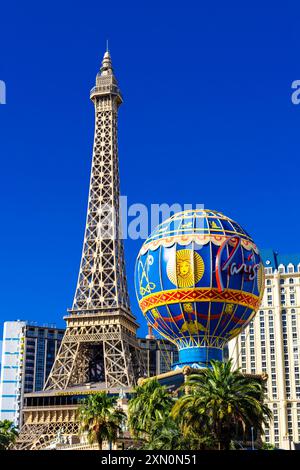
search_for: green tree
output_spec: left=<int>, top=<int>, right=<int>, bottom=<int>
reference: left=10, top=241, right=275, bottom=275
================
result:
left=172, top=360, right=272, bottom=450
left=260, top=442, right=276, bottom=450
left=143, top=417, right=216, bottom=450
left=77, top=392, right=126, bottom=450
left=143, top=417, right=186, bottom=450
left=171, top=384, right=212, bottom=447
left=127, top=378, right=174, bottom=441
left=0, top=420, right=18, bottom=450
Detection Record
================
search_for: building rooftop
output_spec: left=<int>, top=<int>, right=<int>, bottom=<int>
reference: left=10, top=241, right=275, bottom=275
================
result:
left=3, top=320, right=62, bottom=329
left=260, top=250, right=300, bottom=269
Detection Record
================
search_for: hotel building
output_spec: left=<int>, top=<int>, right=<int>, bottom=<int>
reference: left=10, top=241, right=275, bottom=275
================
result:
left=229, top=251, right=300, bottom=450
left=138, top=336, right=179, bottom=377
left=0, top=321, right=64, bottom=428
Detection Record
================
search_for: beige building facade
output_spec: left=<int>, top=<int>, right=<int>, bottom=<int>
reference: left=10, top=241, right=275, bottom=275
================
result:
left=229, top=250, right=300, bottom=450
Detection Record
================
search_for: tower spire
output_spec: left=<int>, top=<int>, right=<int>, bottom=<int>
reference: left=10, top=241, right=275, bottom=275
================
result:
left=42, top=49, right=143, bottom=393
left=100, top=48, right=113, bottom=76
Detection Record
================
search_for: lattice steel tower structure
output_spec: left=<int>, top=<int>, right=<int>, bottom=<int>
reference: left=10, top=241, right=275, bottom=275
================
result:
left=44, top=50, right=143, bottom=391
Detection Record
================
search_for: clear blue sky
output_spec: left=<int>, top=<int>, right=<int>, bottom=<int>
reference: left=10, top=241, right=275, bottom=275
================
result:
left=0, top=1, right=299, bottom=338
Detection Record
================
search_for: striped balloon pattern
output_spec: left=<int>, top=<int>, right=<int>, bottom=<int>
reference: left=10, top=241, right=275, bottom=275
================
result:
left=134, top=209, right=264, bottom=369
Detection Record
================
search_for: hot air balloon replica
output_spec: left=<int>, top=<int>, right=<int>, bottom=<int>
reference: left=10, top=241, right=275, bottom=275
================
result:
left=135, top=209, right=264, bottom=369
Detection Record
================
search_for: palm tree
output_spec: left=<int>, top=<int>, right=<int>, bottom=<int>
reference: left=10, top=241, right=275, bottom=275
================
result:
left=0, top=420, right=18, bottom=450
left=171, top=387, right=211, bottom=445
left=143, top=417, right=186, bottom=450
left=77, top=392, right=126, bottom=450
left=171, top=359, right=272, bottom=450
left=127, top=378, right=174, bottom=441
left=171, top=393, right=217, bottom=450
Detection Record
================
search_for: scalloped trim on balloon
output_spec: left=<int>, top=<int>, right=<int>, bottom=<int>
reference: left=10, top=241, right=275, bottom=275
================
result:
left=138, top=234, right=259, bottom=256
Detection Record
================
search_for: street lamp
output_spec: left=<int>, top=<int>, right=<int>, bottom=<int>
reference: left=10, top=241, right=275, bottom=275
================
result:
left=288, top=434, right=292, bottom=451
left=251, top=426, right=254, bottom=450
left=283, top=433, right=293, bottom=450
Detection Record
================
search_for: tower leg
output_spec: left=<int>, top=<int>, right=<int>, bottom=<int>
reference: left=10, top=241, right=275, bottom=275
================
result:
left=14, top=422, right=79, bottom=450
left=44, top=340, right=80, bottom=391
left=44, top=321, right=144, bottom=391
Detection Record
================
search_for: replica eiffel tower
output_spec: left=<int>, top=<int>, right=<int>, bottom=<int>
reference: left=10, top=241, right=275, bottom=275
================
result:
left=15, top=50, right=144, bottom=450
